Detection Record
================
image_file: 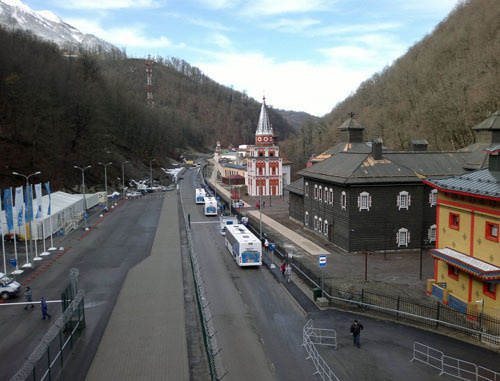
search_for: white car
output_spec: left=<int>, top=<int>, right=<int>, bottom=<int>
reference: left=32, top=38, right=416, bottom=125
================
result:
left=0, top=272, right=21, bottom=300
left=126, top=191, right=141, bottom=197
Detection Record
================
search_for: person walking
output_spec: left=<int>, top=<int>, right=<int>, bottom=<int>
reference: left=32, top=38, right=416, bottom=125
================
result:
left=24, top=287, right=34, bottom=309
left=350, top=320, right=364, bottom=348
left=41, top=297, right=51, bottom=320
left=188, top=213, right=191, bottom=227
left=285, top=263, right=292, bottom=283
left=281, top=262, right=286, bottom=277
left=264, top=239, right=269, bottom=253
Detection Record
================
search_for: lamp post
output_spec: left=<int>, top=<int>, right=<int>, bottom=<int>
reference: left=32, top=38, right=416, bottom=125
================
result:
left=12, top=171, right=41, bottom=267
left=150, top=158, right=156, bottom=191
left=98, top=161, right=112, bottom=209
left=259, top=183, right=262, bottom=241
left=476, top=299, right=485, bottom=341
left=121, top=160, right=129, bottom=197
left=74, top=165, right=91, bottom=230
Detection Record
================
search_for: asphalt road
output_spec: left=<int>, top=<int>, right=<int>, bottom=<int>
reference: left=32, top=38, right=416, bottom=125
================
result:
left=0, top=196, right=163, bottom=380
left=183, top=168, right=316, bottom=381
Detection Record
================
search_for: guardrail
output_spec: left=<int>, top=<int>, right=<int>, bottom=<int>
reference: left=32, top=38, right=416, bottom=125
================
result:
left=411, top=341, right=500, bottom=380
left=302, top=320, right=340, bottom=381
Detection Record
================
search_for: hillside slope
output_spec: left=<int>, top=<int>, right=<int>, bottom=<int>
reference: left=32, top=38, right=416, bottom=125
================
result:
left=281, top=0, right=500, bottom=171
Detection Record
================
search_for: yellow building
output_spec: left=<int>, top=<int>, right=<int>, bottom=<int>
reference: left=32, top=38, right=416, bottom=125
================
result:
left=424, top=146, right=500, bottom=317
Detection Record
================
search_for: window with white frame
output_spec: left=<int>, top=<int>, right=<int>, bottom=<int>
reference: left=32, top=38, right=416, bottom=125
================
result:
left=305, top=182, right=309, bottom=197
left=428, top=224, right=436, bottom=242
left=314, top=185, right=318, bottom=199
left=324, top=220, right=328, bottom=236
left=329, top=188, right=333, bottom=205
left=318, top=218, right=322, bottom=233
left=396, top=227, right=410, bottom=247
left=397, top=191, right=411, bottom=210
left=314, top=216, right=318, bottom=230
left=357, top=191, right=372, bottom=211
left=318, top=186, right=322, bottom=201
left=429, top=189, right=437, bottom=207
left=304, top=211, right=309, bottom=226
left=323, top=187, right=328, bottom=203
left=341, top=191, right=347, bottom=210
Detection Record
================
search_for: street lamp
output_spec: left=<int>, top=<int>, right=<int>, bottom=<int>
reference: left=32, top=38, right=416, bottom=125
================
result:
left=121, top=160, right=129, bottom=197
left=12, top=171, right=41, bottom=267
left=74, top=165, right=91, bottom=230
left=150, top=158, right=156, bottom=191
left=98, top=161, right=112, bottom=209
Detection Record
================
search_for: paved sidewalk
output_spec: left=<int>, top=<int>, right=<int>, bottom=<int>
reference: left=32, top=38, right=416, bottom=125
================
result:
left=86, top=192, right=189, bottom=381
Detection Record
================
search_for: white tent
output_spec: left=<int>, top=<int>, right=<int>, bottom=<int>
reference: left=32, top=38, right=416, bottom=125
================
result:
left=1, top=191, right=100, bottom=240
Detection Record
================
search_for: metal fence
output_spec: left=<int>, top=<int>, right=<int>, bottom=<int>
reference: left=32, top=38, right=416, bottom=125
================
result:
left=302, top=319, right=340, bottom=381
left=10, top=289, right=86, bottom=381
left=411, top=342, right=500, bottom=381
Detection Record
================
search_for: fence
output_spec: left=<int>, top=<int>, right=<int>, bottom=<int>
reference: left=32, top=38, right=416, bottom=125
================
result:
left=181, top=187, right=227, bottom=380
left=411, top=342, right=500, bottom=381
left=302, top=320, right=340, bottom=381
left=10, top=289, right=86, bottom=381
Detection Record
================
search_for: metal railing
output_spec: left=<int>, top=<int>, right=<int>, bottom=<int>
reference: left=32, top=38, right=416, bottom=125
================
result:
left=10, top=289, right=86, bottom=381
left=411, top=342, right=500, bottom=380
left=180, top=188, right=227, bottom=380
left=302, top=320, right=340, bottom=381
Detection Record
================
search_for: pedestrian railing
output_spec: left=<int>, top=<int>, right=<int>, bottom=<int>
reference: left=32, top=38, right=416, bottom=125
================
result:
left=411, top=342, right=500, bottom=380
left=10, top=289, right=85, bottom=381
left=302, top=320, right=340, bottom=381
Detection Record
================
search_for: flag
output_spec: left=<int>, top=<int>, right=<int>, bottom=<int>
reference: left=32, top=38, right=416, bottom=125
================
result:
left=3, top=189, right=14, bottom=232
left=44, top=182, right=51, bottom=216
left=35, top=183, right=43, bottom=219
left=15, top=186, right=24, bottom=227
left=24, top=185, right=34, bottom=223
left=0, top=190, right=2, bottom=235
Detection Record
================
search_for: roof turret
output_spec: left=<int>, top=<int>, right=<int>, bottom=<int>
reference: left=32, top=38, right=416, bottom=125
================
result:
left=256, top=97, right=273, bottom=136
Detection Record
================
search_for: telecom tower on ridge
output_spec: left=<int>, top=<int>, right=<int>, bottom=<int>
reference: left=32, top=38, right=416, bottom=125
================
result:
left=146, top=55, right=154, bottom=107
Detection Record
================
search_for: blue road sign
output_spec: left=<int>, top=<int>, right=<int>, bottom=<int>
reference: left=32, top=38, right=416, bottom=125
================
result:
left=319, top=255, right=327, bottom=267
left=9, top=258, right=17, bottom=267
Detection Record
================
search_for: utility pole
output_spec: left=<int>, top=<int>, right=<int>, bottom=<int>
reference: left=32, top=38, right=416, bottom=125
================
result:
left=98, top=162, right=112, bottom=209
left=74, top=165, right=91, bottom=230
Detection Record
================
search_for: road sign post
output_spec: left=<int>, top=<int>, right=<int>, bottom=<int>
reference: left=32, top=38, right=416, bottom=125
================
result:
left=319, top=255, right=327, bottom=298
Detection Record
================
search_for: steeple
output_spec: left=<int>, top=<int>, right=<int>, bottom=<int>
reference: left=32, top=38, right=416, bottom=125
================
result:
left=255, top=96, right=274, bottom=146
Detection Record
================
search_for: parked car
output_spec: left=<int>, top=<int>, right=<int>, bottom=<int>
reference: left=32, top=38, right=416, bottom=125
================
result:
left=126, top=191, right=141, bottom=197
left=0, top=272, right=21, bottom=300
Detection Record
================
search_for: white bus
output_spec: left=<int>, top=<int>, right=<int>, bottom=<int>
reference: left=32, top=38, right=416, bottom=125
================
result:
left=204, top=196, right=217, bottom=216
left=195, top=188, right=206, bottom=204
left=220, top=216, right=238, bottom=235
left=225, top=224, right=262, bottom=266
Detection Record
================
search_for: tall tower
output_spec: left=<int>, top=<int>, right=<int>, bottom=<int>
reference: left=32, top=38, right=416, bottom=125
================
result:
left=246, top=97, right=282, bottom=196
left=146, top=55, right=154, bottom=107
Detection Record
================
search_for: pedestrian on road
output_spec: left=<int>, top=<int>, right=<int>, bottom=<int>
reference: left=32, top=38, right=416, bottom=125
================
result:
left=264, top=239, right=269, bottom=253
left=255, top=201, right=259, bottom=209
left=24, top=286, right=34, bottom=309
left=188, top=213, right=191, bottom=227
left=41, top=297, right=51, bottom=320
left=281, top=262, right=286, bottom=277
left=263, top=200, right=265, bottom=208
left=350, top=320, right=364, bottom=348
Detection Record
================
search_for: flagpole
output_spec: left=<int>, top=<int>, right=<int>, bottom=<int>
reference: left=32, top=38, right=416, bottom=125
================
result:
left=1, top=190, right=6, bottom=273
left=32, top=185, right=41, bottom=261
left=11, top=188, right=22, bottom=274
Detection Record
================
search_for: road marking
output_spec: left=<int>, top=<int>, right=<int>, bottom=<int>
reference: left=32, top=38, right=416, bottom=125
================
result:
left=190, top=221, right=220, bottom=224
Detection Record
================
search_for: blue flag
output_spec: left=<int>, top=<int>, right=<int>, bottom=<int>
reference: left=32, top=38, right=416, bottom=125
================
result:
left=15, top=186, right=24, bottom=227
left=44, top=182, right=51, bottom=216
left=24, top=185, right=34, bottom=223
left=3, top=188, right=14, bottom=232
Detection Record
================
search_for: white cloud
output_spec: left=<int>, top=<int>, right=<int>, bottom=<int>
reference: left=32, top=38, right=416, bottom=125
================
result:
left=207, top=32, right=232, bottom=49
left=307, top=22, right=401, bottom=37
left=66, top=18, right=173, bottom=48
left=194, top=52, right=374, bottom=116
left=53, top=0, right=162, bottom=9
left=263, top=17, right=320, bottom=33
left=242, top=0, right=334, bottom=16
left=195, top=0, right=240, bottom=10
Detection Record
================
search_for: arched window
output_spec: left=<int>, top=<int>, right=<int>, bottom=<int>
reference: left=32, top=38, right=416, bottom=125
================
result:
left=324, top=220, right=328, bottom=236
left=396, top=227, right=410, bottom=247
left=329, top=188, right=333, bottom=204
left=323, top=187, right=328, bottom=203
left=314, top=185, right=318, bottom=200
left=314, top=216, right=318, bottom=230
left=397, top=191, right=411, bottom=210
left=318, top=186, right=322, bottom=201
left=341, top=191, right=347, bottom=210
left=357, top=191, right=372, bottom=211
left=304, top=211, right=309, bottom=226
left=318, top=218, right=322, bottom=233
left=305, top=182, right=309, bottom=197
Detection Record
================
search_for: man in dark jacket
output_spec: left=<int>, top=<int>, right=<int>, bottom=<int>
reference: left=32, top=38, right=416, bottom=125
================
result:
left=350, top=320, right=364, bottom=348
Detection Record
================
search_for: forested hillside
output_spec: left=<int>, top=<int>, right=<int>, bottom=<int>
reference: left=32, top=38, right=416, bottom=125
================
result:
left=281, top=0, right=500, bottom=173
left=0, top=27, right=295, bottom=190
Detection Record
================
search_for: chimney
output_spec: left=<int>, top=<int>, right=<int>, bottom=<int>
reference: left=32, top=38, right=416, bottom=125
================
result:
left=372, top=137, right=383, bottom=160
left=408, top=139, right=428, bottom=151
left=487, top=148, right=500, bottom=172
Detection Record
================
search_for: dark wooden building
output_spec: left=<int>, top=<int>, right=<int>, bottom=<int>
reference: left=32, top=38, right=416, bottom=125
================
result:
left=286, top=114, right=485, bottom=253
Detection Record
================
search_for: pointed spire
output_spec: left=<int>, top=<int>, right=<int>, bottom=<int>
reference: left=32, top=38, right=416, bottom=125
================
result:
left=256, top=96, right=273, bottom=136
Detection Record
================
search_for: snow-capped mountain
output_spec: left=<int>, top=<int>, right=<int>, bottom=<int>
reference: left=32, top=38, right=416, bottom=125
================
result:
left=0, top=0, right=121, bottom=55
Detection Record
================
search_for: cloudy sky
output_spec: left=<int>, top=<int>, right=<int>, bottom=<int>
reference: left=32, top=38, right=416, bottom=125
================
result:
left=23, top=0, right=459, bottom=116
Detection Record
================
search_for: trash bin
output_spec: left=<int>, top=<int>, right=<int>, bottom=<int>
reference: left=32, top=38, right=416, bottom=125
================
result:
left=313, top=287, right=322, bottom=301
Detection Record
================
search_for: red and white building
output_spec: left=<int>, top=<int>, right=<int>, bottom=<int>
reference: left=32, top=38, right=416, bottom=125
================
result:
left=247, top=97, right=283, bottom=196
